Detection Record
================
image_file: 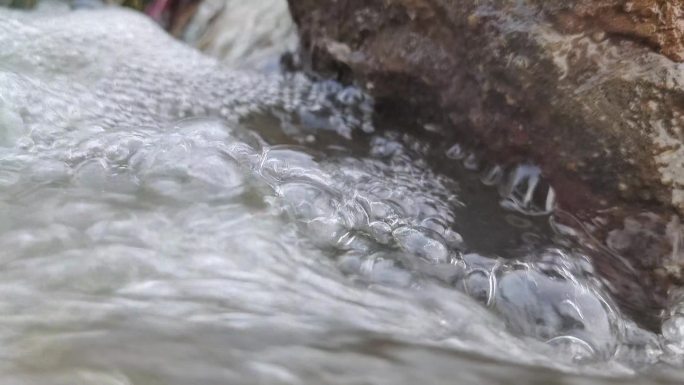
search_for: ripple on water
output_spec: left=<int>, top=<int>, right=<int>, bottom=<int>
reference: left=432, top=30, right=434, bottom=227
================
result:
left=0, top=6, right=678, bottom=385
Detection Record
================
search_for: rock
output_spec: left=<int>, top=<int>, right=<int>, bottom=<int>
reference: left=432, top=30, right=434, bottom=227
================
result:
left=286, top=0, right=684, bottom=331
left=547, top=0, right=684, bottom=62
left=287, top=0, right=684, bottom=218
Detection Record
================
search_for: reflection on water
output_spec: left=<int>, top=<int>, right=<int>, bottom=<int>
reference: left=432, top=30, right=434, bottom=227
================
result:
left=0, top=5, right=683, bottom=385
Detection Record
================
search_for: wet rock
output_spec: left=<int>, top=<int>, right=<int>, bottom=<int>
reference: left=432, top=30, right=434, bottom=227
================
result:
left=547, top=0, right=684, bottom=62
left=287, top=0, right=684, bottom=332
left=286, top=0, right=684, bottom=218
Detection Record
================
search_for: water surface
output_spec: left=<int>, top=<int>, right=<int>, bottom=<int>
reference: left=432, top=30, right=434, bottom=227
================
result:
left=0, top=6, right=683, bottom=384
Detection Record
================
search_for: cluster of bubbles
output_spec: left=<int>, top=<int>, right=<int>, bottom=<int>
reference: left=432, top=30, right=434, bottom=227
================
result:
left=0, top=6, right=372, bottom=149
left=0, top=6, right=677, bottom=383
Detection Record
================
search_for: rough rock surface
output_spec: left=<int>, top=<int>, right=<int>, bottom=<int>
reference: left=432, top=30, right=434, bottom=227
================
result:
left=287, top=0, right=684, bottom=218
left=287, top=0, right=684, bottom=330
left=549, top=0, right=684, bottom=62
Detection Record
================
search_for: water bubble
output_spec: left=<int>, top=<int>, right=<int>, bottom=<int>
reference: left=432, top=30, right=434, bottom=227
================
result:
left=338, top=252, right=413, bottom=287
left=546, top=335, right=597, bottom=363
left=500, top=165, right=555, bottom=216
left=73, top=159, right=109, bottom=190
left=446, top=143, right=464, bottom=160
left=463, top=153, right=480, bottom=171
left=392, top=226, right=449, bottom=264
left=494, top=267, right=620, bottom=359
left=481, top=165, right=504, bottom=186
left=464, top=269, right=496, bottom=305
left=369, top=221, right=393, bottom=244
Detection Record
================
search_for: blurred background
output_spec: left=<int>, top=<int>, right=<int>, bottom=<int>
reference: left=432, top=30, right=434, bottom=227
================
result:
left=1, top=0, right=298, bottom=71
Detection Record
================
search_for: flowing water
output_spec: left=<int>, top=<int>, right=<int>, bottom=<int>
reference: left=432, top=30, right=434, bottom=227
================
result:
left=1, top=4, right=684, bottom=385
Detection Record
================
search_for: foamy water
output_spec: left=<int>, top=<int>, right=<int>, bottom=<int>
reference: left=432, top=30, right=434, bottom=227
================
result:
left=0, top=5, right=683, bottom=384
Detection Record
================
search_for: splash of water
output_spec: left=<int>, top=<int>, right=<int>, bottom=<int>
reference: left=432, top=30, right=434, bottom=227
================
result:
left=0, top=6, right=680, bottom=384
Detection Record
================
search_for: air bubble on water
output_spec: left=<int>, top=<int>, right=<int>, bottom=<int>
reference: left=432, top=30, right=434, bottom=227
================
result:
left=481, top=165, right=504, bottom=186
left=338, top=251, right=413, bottom=287
left=104, top=143, right=132, bottom=163
left=338, top=197, right=371, bottom=229
left=303, top=217, right=347, bottom=249
left=368, top=221, right=393, bottom=244
left=361, top=121, right=374, bottom=134
left=457, top=254, right=500, bottom=305
left=501, top=165, right=539, bottom=208
left=369, top=137, right=403, bottom=158
left=278, top=182, right=334, bottom=219
left=392, top=226, right=449, bottom=264
left=546, top=335, right=597, bottom=363
left=73, top=159, right=109, bottom=190
left=499, top=164, right=554, bottom=216
left=463, top=152, right=479, bottom=171
left=335, top=232, right=376, bottom=254
left=420, top=217, right=447, bottom=234
left=368, top=199, right=402, bottom=223
left=545, top=187, right=556, bottom=212
left=443, top=228, right=465, bottom=248
left=336, top=87, right=364, bottom=106
left=463, top=269, right=496, bottom=306
left=494, top=266, right=621, bottom=359
left=421, top=217, right=464, bottom=249
left=446, top=143, right=464, bottom=160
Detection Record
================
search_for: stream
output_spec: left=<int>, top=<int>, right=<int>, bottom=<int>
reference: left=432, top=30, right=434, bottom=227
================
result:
left=1, top=4, right=684, bottom=384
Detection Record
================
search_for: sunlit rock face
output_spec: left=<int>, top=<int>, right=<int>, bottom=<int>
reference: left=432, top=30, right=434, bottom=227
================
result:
left=0, top=6, right=370, bottom=139
left=1, top=6, right=684, bottom=385
left=542, top=0, right=684, bottom=62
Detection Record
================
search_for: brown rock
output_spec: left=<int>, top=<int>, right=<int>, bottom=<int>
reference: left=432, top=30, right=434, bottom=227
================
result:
left=287, top=0, right=684, bottom=330
left=550, top=0, right=684, bottom=62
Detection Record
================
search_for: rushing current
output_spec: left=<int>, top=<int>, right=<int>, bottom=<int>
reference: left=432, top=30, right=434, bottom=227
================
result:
left=1, top=4, right=684, bottom=384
